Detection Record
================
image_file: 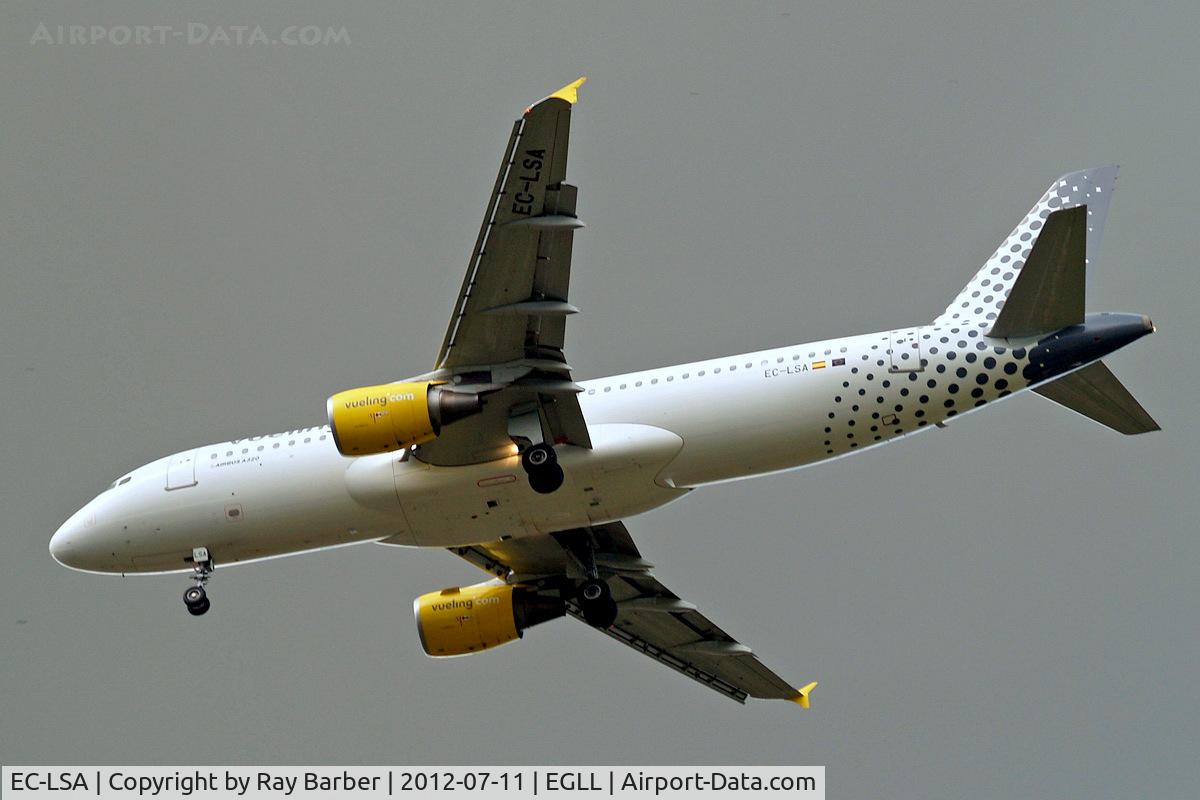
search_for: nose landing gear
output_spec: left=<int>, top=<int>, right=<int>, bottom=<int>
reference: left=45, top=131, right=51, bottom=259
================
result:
left=183, top=547, right=213, bottom=616
left=521, top=443, right=564, bottom=494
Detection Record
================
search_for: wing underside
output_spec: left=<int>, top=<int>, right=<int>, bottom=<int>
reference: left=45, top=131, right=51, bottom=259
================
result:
left=450, top=523, right=814, bottom=705
left=409, top=82, right=812, bottom=705
left=413, top=79, right=592, bottom=467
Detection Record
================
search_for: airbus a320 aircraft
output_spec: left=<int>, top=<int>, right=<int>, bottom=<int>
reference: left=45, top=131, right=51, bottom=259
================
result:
left=51, top=78, right=1159, bottom=705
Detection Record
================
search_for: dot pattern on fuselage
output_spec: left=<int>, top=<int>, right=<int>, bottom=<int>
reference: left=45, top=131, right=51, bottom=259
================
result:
left=820, top=329, right=1033, bottom=456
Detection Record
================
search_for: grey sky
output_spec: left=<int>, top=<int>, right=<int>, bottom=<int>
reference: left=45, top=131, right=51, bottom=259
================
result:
left=2, top=1, right=1197, bottom=796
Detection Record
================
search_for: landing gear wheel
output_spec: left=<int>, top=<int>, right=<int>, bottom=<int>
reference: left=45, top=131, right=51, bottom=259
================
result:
left=186, top=597, right=211, bottom=616
left=528, top=463, right=565, bottom=494
left=521, top=443, right=557, bottom=474
left=578, top=579, right=618, bottom=628
left=183, top=547, right=215, bottom=617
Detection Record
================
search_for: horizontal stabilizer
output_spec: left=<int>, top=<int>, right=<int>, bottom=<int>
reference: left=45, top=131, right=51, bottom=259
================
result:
left=1033, top=361, right=1160, bottom=435
left=988, top=205, right=1087, bottom=338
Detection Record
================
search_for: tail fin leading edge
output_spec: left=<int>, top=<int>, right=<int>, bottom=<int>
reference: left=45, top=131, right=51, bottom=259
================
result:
left=1033, top=361, right=1160, bottom=435
left=936, top=166, right=1118, bottom=333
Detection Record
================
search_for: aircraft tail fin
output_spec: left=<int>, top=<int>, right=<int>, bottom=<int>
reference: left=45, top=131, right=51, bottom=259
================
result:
left=1033, top=361, right=1160, bottom=435
left=935, top=167, right=1118, bottom=335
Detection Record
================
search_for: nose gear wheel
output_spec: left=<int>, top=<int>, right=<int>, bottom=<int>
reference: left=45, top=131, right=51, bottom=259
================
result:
left=183, top=547, right=214, bottom=616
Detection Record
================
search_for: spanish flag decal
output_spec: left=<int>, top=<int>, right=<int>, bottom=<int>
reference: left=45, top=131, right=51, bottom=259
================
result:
left=812, top=361, right=826, bottom=369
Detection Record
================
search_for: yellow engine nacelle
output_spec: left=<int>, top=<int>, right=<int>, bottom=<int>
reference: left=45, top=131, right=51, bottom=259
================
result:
left=413, top=582, right=565, bottom=657
left=327, top=381, right=481, bottom=456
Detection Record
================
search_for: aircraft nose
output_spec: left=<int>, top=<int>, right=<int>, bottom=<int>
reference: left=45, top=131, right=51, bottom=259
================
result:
left=50, top=506, right=107, bottom=571
left=49, top=517, right=78, bottom=566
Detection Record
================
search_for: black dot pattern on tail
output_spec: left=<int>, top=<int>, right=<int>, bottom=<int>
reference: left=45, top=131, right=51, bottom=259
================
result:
left=817, top=328, right=1037, bottom=458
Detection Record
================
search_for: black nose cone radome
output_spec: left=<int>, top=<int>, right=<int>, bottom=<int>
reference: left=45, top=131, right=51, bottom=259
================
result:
left=1023, top=313, right=1155, bottom=384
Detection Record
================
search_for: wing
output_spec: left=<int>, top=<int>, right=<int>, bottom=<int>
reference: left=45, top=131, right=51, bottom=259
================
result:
left=450, top=522, right=817, bottom=706
left=413, top=78, right=591, bottom=466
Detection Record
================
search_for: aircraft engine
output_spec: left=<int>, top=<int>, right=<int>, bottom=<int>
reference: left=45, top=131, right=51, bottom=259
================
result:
left=326, top=382, right=482, bottom=456
left=413, top=582, right=565, bottom=657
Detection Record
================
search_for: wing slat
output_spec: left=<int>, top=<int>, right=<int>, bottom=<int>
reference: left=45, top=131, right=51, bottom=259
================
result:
left=437, top=120, right=524, bottom=368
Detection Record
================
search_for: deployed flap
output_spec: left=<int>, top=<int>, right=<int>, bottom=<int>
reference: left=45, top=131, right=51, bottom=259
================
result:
left=988, top=206, right=1086, bottom=338
left=446, top=522, right=813, bottom=705
left=1033, top=361, right=1160, bottom=434
left=572, top=572, right=804, bottom=703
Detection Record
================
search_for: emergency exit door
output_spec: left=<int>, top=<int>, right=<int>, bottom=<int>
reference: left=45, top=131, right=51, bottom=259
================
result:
left=166, top=449, right=199, bottom=490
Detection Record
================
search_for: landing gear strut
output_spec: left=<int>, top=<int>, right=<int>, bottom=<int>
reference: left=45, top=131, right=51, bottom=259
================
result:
left=183, top=547, right=213, bottom=616
left=521, top=443, right=564, bottom=494
left=555, top=531, right=619, bottom=629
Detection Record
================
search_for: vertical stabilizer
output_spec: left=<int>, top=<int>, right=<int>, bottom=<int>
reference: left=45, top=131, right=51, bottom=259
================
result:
left=935, top=166, right=1117, bottom=331
left=987, top=205, right=1086, bottom=338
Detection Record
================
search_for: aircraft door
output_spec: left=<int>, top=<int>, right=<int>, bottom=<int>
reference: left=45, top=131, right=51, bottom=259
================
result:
left=165, top=449, right=199, bottom=490
left=888, top=329, right=923, bottom=372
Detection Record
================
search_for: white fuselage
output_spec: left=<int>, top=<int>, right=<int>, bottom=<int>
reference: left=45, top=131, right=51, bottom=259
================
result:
left=50, top=323, right=1041, bottom=575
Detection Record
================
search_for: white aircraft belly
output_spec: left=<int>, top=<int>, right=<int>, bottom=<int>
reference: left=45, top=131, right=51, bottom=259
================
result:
left=372, top=423, right=687, bottom=547
left=114, top=442, right=400, bottom=572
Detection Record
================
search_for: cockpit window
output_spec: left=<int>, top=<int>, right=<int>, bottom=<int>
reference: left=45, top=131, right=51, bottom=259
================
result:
left=105, top=475, right=132, bottom=491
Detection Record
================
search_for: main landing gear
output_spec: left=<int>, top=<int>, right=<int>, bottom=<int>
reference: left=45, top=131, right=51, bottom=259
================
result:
left=183, top=547, right=213, bottom=616
left=557, top=532, right=619, bottom=628
left=577, top=578, right=618, bottom=629
left=521, top=443, right=564, bottom=494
